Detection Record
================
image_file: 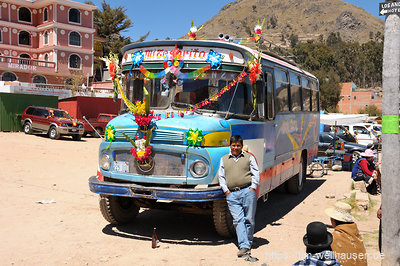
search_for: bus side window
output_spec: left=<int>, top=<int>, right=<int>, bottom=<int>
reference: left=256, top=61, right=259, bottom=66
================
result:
left=301, top=77, right=311, bottom=111
left=274, top=69, right=289, bottom=112
left=289, top=73, right=302, bottom=112
left=310, top=80, right=319, bottom=111
left=265, top=72, right=275, bottom=119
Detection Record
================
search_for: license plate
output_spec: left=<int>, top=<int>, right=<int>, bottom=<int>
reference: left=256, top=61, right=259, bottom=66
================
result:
left=71, top=128, right=77, bottom=132
left=114, top=161, right=129, bottom=173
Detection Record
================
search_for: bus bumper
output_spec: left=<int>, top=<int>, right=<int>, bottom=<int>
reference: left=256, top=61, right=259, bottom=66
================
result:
left=88, top=176, right=225, bottom=202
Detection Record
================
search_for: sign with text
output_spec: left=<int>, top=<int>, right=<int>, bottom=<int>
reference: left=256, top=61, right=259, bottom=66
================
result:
left=379, top=1, right=400, bottom=16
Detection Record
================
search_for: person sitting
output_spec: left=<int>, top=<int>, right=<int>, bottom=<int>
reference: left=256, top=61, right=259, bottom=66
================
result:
left=325, top=202, right=367, bottom=266
left=293, top=221, right=341, bottom=266
left=351, top=149, right=379, bottom=195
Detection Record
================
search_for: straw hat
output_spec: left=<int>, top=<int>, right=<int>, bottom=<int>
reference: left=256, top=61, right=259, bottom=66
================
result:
left=325, top=201, right=354, bottom=222
left=302, top=221, right=333, bottom=249
left=360, top=149, right=374, bottom=157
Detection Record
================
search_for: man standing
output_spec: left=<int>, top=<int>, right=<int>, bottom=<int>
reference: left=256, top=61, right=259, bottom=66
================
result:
left=218, top=135, right=260, bottom=258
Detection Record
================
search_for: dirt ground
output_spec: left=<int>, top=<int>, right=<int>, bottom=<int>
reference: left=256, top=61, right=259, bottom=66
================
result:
left=0, top=132, right=382, bottom=266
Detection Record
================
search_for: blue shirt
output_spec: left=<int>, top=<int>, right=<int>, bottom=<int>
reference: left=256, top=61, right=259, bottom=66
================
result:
left=218, top=151, right=259, bottom=193
left=293, top=251, right=342, bottom=266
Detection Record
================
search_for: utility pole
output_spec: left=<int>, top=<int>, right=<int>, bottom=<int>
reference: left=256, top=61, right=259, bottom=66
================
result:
left=381, top=1, right=400, bottom=265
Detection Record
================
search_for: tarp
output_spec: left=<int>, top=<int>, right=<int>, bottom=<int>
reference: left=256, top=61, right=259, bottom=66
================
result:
left=320, top=113, right=368, bottom=126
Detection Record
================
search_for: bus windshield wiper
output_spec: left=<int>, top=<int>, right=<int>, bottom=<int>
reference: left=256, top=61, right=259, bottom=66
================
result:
left=171, top=102, right=193, bottom=109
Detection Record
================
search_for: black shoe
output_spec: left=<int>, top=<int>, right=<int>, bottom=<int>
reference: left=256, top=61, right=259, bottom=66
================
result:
left=237, top=248, right=250, bottom=257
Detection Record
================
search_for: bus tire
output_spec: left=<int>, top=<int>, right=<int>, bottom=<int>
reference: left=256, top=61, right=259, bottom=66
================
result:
left=212, top=199, right=235, bottom=238
left=99, top=195, right=139, bottom=224
left=287, top=154, right=306, bottom=194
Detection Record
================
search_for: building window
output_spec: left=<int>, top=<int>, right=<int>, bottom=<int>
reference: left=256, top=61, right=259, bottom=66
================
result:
left=19, top=31, right=30, bottom=45
left=69, top=54, right=81, bottom=69
left=354, top=96, right=356, bottom=100
left=44, top=54, right=49, bottom=67
left=348, top=96, right=351, bottom=100
left=69, top=32, right=81, bottom=46
left=44, top=31, right=48, bottom=45
left=2, top=72, right=17, bottom=81
left=69, top=8, right=81, bottom=24
left=33, top=75, right=47, bottom=84
left=19, top=54, right=30, bottom=65
left=65, top=78, right=73, bottom=85
left=0, top=30, right=2, bottom=43
left=43, top=8, right=48, bottom=21
left=19, top=7, right=31, bottom=23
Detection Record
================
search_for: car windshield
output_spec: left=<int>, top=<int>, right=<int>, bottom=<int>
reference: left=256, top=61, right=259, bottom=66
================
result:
left=126, top=70, right=253, bottom=116
left=354, top=126, right=369, bottom=134
left=52, top=110, right=70, bottom=119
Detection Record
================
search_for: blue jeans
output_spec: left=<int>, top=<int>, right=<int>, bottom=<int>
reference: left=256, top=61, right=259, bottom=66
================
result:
left=226, top=188, right=257, bottom=249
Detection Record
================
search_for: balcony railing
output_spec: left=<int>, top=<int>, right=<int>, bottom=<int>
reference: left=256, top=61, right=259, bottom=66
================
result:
left=0, top=55, right=56, bottom=68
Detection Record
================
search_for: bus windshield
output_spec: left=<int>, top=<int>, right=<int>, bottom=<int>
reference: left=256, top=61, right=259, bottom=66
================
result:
left=126, top=71, right=253, bottom=116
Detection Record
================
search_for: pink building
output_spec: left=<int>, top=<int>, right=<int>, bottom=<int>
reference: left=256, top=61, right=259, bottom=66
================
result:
left=0, top=0, right=96, bottom=85
left=338, top=82, right=382, bottom=114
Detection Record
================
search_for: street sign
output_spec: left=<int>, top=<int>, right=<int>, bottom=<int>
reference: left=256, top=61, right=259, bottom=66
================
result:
left=379, top=1, right=400, bottom=16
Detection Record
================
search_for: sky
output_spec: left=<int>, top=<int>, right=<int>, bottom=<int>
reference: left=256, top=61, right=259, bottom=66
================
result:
left=78, top=0, right=383, bottom=42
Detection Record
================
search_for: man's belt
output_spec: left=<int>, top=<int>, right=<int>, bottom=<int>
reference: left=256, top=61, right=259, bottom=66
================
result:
left=229, top=183, right=251, bottom=192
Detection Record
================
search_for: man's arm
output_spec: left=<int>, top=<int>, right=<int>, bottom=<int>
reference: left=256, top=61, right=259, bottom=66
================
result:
left=249, top=155, right=259, bottom=191
left=218, top=157, right=230, bottom=195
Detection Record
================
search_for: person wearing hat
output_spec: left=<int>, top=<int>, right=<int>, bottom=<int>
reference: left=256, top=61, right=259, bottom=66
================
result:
left=351, top=149, right=379, bottom=195
left=293, top=221, right=341, bottom=266
left=325, top=202, right=367, bottom=266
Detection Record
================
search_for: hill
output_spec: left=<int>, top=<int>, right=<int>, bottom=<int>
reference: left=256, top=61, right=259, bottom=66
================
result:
left=191, top=0, right=384, bottom=45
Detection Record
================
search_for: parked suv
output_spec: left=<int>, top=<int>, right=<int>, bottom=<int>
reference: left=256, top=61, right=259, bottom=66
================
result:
left=21, top=106, right=84, bottom=140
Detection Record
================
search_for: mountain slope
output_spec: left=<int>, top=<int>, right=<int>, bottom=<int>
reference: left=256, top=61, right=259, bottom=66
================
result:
left=193, top=0, right=384, bottom=45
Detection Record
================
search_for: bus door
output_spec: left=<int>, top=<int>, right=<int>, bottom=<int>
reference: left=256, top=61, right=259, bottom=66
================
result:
left=259, top=69, right=276, bottom=195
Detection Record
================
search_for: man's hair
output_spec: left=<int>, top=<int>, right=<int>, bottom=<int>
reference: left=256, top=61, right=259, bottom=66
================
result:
left=230, top=135, right=243, bottom=145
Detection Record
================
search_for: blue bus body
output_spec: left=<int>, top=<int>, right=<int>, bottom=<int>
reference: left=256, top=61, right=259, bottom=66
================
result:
left=88, top=40, right=320, bottom=234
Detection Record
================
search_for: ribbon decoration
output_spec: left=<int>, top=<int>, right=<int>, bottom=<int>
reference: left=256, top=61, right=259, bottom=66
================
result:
left=186, top=128, right=204, bottom=150
left=206, top=50, right=222, bottom=69
left=105, top=125, right=116, bottom=149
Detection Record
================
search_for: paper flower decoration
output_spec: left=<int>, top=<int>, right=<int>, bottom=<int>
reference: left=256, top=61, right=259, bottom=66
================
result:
left=186, top=128, right=204, bottom=148
left=101, top=53, right=120, bottom=80
left=248, top=58, right=262, bottom=84
left=254, top=18, right=265, bottom=42
left=187, top=20, right=203, bottom=40
left=206, top=50, right=222, bottom=69
left=105, top=125, right=116, bottom=142
left=131, top=50, right=144, bottom=67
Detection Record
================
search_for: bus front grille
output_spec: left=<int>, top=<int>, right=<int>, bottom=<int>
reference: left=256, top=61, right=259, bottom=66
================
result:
left=113, top=150, right=186, bottom=177
left=115, top=129, right=184, bottom=143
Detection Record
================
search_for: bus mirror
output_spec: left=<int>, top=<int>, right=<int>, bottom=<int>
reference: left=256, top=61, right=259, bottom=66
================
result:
left=256, top=80, right=265, bottom=104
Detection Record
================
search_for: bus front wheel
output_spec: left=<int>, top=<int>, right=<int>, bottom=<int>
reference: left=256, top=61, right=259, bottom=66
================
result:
left=99, top=195, right=139, bottom=224
left=212, top=199, right=235, bottom=238
left=287, top=154, right=306, bottom=194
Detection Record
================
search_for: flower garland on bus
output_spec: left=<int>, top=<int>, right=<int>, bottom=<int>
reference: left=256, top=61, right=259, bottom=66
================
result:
left=105, top=125, right=116, bottom=149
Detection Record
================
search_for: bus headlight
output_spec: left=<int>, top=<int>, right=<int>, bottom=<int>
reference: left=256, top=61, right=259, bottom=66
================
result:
left=100, top=154, right=111, bottom=170
left=190, top=160, right=208, bottom=177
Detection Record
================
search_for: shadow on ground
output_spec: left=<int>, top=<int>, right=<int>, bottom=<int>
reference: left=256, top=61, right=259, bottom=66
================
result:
left=102, top=178, right=326, bottom=247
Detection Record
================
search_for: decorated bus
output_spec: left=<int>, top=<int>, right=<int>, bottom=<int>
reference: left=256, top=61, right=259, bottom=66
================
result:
left=89, top=28, right=320, bottom=236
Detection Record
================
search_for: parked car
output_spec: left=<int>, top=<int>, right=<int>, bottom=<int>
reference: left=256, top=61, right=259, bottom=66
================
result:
left=343, top=124, right=378, bottom=147
left=318, top=132, right=369, bottom=162
left=322, top=124, right=357, bottom=143
left=21, top=106, right=84, bottom=140
left=82, top=113, right=117, bottom=137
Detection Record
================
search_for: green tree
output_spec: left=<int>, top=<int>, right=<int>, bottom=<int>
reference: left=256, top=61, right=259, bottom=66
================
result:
left=358, top=104, right=382, bottom=116
left=289, top=34, right=298, bottom=48
left=90, top=0, right=132, bottom=57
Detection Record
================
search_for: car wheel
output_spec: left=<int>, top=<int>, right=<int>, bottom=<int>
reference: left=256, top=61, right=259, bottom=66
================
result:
left=23, top=122, right=32, bottom=134
left=48, top=126, right=60, bottom=140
